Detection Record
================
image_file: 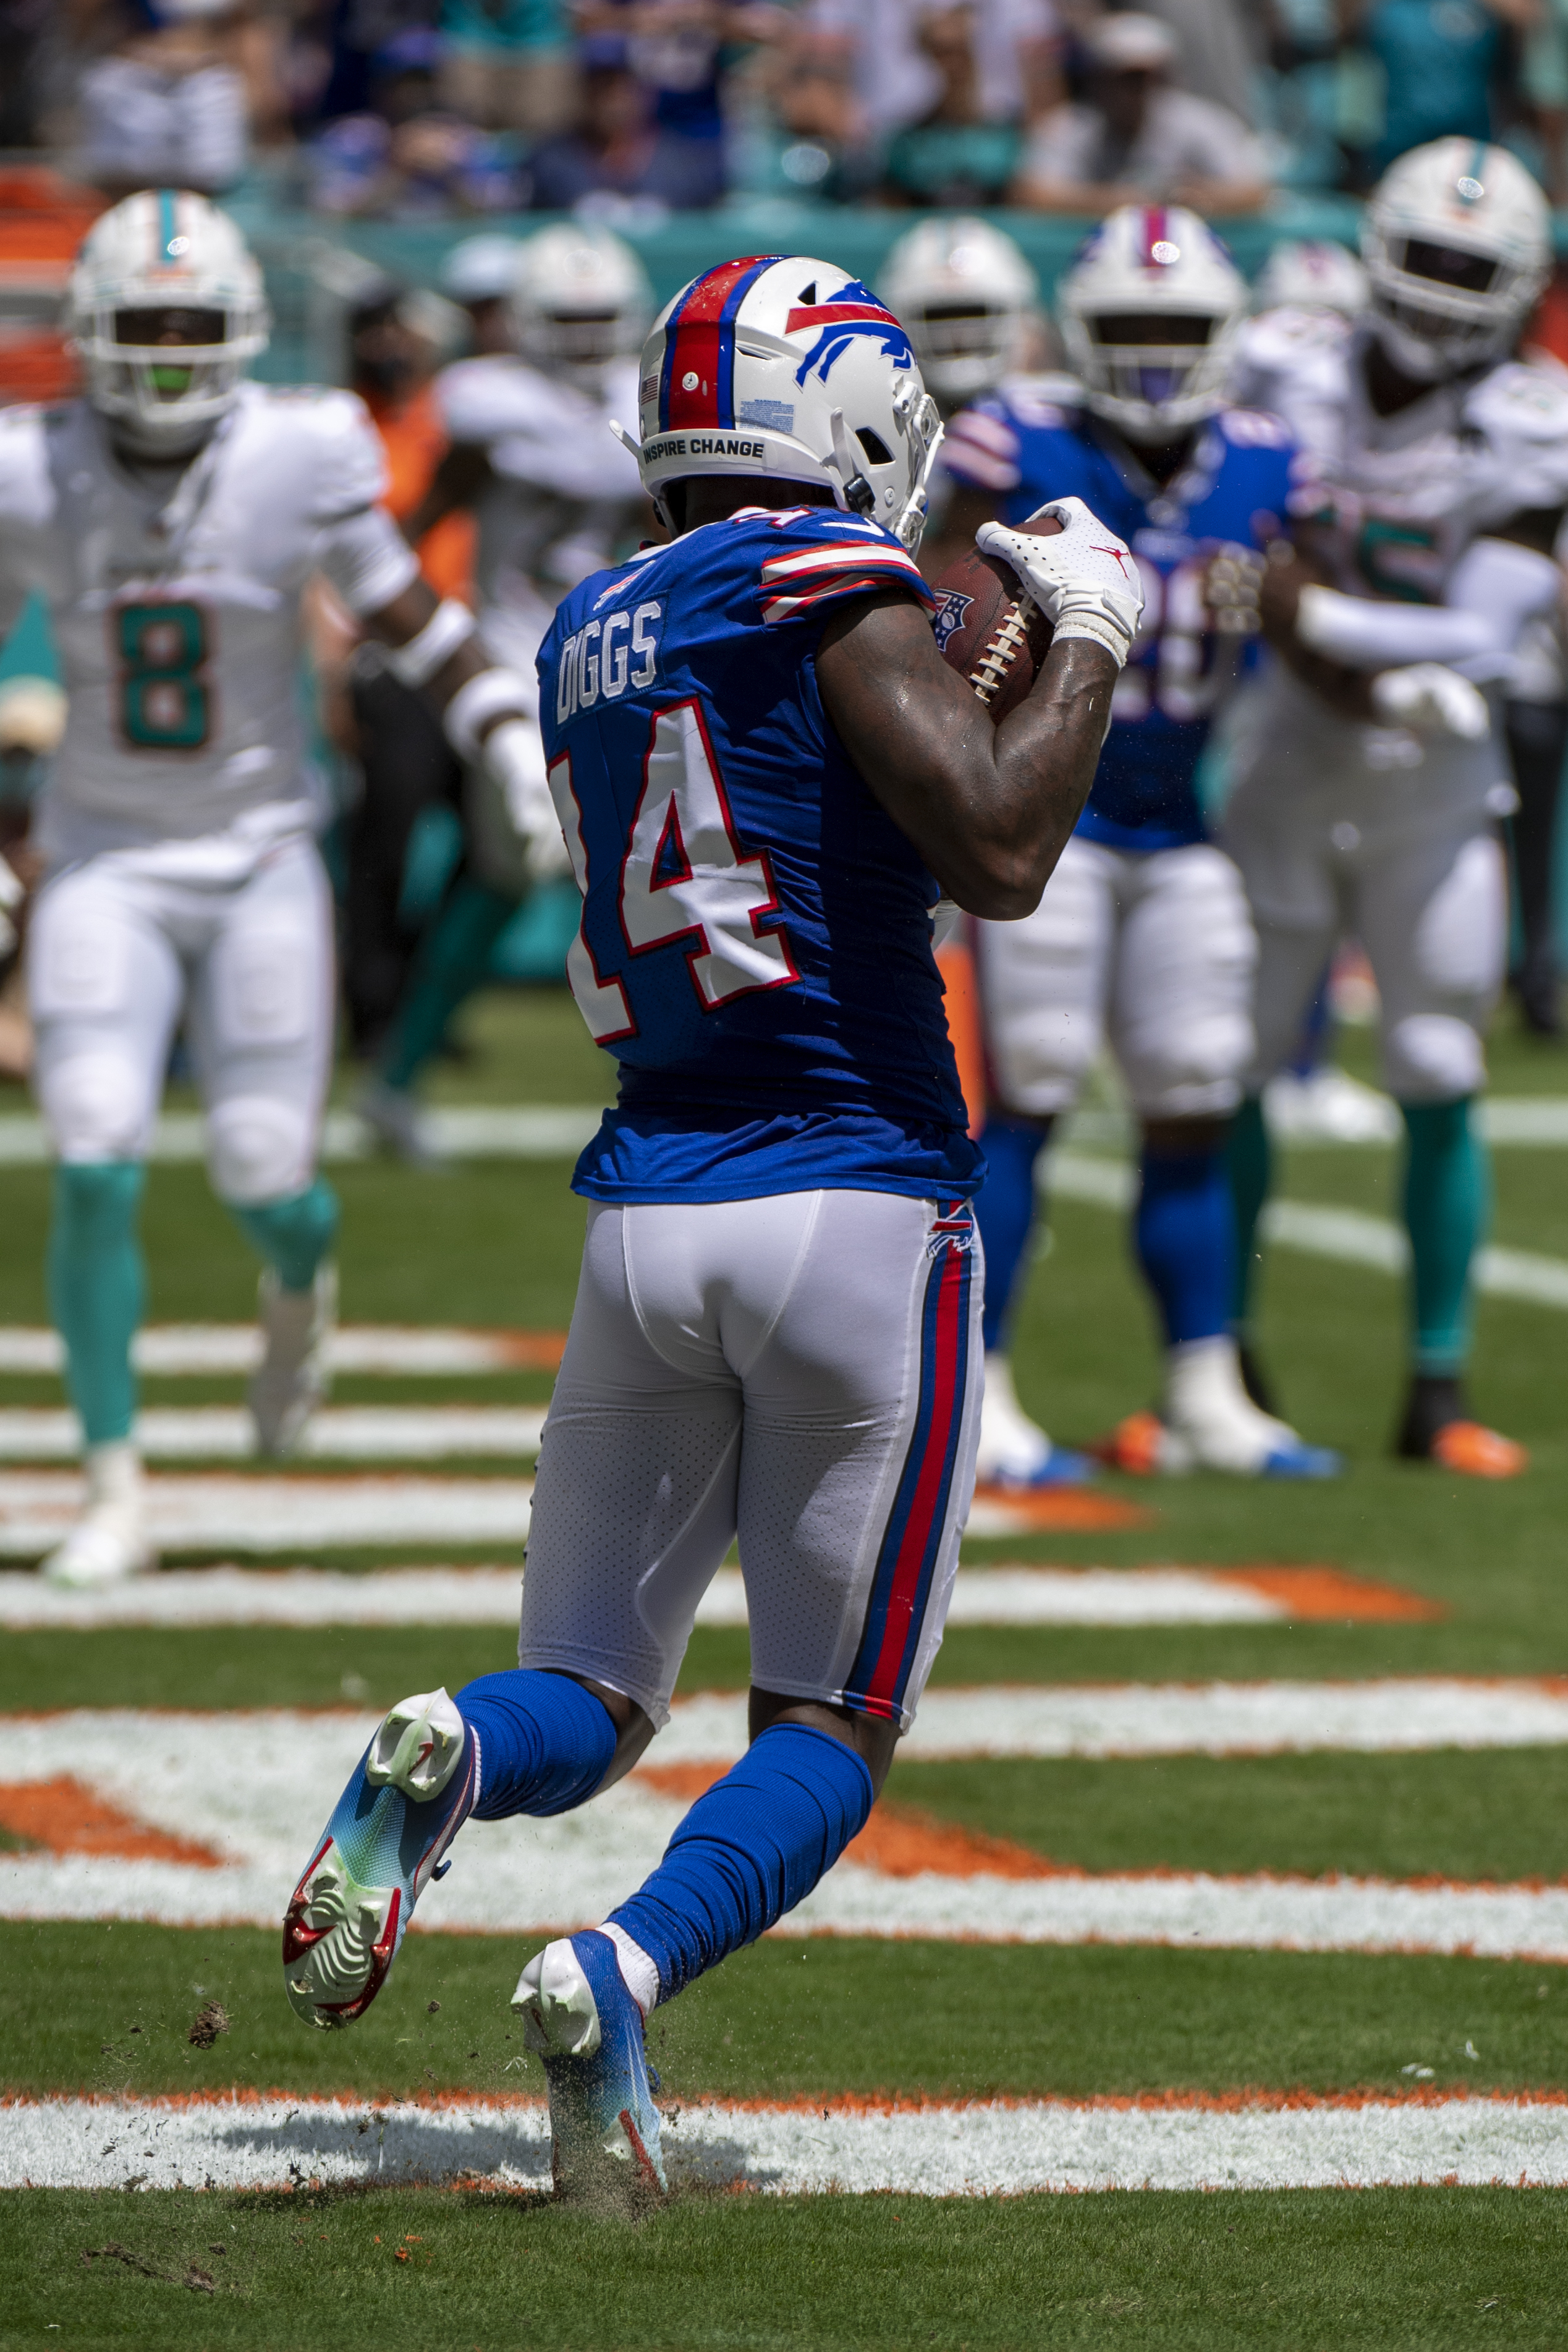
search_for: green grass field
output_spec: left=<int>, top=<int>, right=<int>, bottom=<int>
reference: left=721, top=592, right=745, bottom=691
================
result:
left=2, top=991, right=1568, bottom=2348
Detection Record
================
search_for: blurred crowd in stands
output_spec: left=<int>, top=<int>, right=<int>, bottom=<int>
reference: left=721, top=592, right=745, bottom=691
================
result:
left=7, top=0, right=1568, bottom=222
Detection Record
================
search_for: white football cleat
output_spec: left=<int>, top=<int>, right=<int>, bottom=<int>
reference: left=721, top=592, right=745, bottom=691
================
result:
left=41, top=1440, right=156, bottom=1588
left=1163, top=1336, right=1339, bottom=1479
left=975, top=1351, right=1091, bottom=1488
left=354, top=1076, right=444, bottom=1170
left=249, top=1262, right=336, bottom=1458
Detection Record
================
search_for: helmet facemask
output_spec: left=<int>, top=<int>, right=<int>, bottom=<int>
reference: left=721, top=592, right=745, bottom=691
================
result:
left=1365, top=231, right=1540, bottom=381
left=1064, top=305, right=1235, bottom=442
left=906, top=301, right=1023, bottom=409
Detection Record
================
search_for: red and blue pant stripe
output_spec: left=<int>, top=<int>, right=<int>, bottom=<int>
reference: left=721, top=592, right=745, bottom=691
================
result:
left=843, top=1206, right=976, bottom=1725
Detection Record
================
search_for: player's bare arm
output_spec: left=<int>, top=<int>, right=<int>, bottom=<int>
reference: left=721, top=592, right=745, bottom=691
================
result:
left=817, top=592, right=1118, bottom=918
left=400, top=438, right=492, bottom=547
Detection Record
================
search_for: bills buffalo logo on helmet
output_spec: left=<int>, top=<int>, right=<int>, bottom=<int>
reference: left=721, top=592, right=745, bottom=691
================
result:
left=788, top=279, right=915, bottom=386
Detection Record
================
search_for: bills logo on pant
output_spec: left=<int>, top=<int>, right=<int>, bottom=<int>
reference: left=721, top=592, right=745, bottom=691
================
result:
left=787, top=282, right=915, bottom=385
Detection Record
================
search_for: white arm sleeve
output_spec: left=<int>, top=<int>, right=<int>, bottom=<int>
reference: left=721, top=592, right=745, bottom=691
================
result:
left=315, top=504, right=420, bottom=618
left=1296, top=537, right=1561, bottom=678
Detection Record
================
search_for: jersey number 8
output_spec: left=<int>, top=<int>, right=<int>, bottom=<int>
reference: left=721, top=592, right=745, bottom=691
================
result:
left=117, top=601, right=211, bottom=751
left=549, top=698, right=799, bottom=1043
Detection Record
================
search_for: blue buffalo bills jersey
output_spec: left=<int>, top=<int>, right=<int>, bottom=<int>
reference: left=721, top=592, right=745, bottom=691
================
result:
left=943, top=378, right=1297, bottom=851
left=538, top=504, right=982, bottom=1205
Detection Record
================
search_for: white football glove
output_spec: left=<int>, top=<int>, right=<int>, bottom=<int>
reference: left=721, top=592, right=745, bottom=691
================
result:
left=1369, top=664, right=1490, bottom=743
left=975, top=497, right=1145, bottom=670
left=483, top=717, right=574, bottom=883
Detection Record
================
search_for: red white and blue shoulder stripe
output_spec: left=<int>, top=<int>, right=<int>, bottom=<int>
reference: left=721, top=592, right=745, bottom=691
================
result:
left=754, top=517, right=936, bottom=626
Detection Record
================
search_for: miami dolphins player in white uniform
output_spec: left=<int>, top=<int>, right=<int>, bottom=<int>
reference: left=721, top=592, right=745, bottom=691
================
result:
left=1227, top=140, right=1568, bottom=1475
left=941, top=206, right=1337, bottom=1480
left=354, top=221, right=651, bottom=1161
left=0, top=191, right=569, bottom=1582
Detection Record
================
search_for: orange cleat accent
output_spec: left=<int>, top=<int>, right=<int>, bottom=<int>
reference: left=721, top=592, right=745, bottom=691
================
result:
left=1428, top=1421, right=1528, bottom=1479
left=1096, top=1411, right=1168, bottom=1476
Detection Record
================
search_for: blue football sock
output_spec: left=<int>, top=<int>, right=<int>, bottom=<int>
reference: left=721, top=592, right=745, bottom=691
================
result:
left=456, top=1669, right=617, bottom=1820
left=1400, top=1097, right=1488, bottom=1377
left=230, top=1178, right=340, bottom=1294
left=974, top=1114, right=1052, bottom=1353
left=1225, top=1095, right=1271, bottom=1333
left=48, top=1161, right=146, bottom=1448
left=607, top=1723, right=874, bottom=2005
left=1135, top=1143, right=1234, bottom=1349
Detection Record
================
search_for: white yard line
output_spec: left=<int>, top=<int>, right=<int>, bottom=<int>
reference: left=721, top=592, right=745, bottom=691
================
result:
left=1050, top=1153, right=1568, bottom=1309
left=0, top=1473, right=534, bottom=1554
left=5, top=1705, right=1568, bottom=1956
left=0, top=1407, right=548, bottom=1463
left=5, top=2091, right=1566, bottom=2194
left=0, top=1564, right=1289, bottom=1631
left=0, top=1325, right=557, bottom=1375
left=0, top=1105, right=604, bottom=1170
left=657, top=1678, right=1568, bottom=1762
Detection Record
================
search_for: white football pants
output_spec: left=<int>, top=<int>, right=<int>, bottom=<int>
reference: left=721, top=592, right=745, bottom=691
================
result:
left=1224, top=676, right=1507, bottom=1100
left=520, top=1190, right=983, bottom=1733
left=975, top=834, right=1258, bottom=1120
left=28, top=834, right=335, bottom=1203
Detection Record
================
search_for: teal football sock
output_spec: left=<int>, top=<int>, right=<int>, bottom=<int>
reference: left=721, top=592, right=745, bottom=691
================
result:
left=1400, top=1097, right=1488, bottom=1377
left=1225, top=1093, right=1270, bottom=1332
left=48, top=1161, right=146, bottom=1447
left=381, top=877, right=518, bottom=1093
left=230, top=1177, right=340, bottom=1294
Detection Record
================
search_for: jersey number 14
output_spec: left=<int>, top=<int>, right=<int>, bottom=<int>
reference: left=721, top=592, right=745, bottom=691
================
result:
left=549, top=698, right=798, bottom=1043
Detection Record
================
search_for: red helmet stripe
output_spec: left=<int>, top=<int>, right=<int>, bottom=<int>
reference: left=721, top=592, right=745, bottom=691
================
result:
left=660, top=254, right=780, bottom=431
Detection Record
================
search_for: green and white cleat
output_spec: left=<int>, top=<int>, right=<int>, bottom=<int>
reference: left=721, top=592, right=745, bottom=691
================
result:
left=283, top=1688, right=477, bottom=2029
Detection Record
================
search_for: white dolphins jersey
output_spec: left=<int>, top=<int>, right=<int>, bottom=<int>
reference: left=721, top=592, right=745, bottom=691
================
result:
left=0, top=383, right=417, bottom=859
left=434, top=355, right=643, bottom=663
left=1231, top=310, right=1568, bottom=604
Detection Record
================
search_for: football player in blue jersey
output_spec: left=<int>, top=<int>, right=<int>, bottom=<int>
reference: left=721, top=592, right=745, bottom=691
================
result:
left=283, top=254, right=1142, bottom=2201
left=939, top=206, right=1340, bottom=1481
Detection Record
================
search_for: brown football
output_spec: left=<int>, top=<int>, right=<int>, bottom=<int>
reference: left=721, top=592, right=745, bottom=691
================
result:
left=930, top=506, right=1061, bottom=721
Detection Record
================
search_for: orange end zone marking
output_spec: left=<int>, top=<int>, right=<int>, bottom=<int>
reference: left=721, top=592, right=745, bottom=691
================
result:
left=1215, top=1566, right=1446, bottom=1621
left=970, top=1485, right=1156, bottom=1531
left=492, top=1332, right=567, bottom=1370
left=635, top=1764, right=1060, bottom=1880
left=0, top=1777, right=227, bottom=1866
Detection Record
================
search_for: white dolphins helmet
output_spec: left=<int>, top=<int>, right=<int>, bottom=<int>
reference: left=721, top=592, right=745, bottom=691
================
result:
left=631, top=253, right=944, bottom=551
left=1058, top=205, right=1247, bottom=443
left=512, top=223, right=653, bottom=394
left=1362, top=138, right=1549, bottom=380
left=1253, top=239, right=1368, bottom=318
left=67, top=189, right=269, bottom=452
left=876, top=216, right=1039, bottom=410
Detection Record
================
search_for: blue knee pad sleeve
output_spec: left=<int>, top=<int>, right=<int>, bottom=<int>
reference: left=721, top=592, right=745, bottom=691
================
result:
left=975, top=1115, right=1051, bottom=1354
left=48, top=1161, right=145, bottom=1447
left=608, top=1723, right=875, bottom=2004
left=457, top=1669, right=617, bottom=1820
left=1135, top=1145, right=1234, bottom=1349
left=231, top=1178, right=339, bottom=1294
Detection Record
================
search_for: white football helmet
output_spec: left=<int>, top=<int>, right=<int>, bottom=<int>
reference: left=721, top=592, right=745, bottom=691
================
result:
left=512, top=224, right=653, bottom=396
left=1058, top=206, right=1248, bottom=443
left=1253, top=239, right=1368, bottom=319
left=66, top=189, right=268, bottom=453
left=876, top=216, right=1039, bottom=411
left=630, top=253, right=944, bottom=551
left=1363, top=138, right=1549, bottom=381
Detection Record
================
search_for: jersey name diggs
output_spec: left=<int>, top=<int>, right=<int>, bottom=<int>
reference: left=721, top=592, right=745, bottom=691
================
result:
left=642, top=435, right=767, bottom=464
left=554, top=600, right=661, bottom=723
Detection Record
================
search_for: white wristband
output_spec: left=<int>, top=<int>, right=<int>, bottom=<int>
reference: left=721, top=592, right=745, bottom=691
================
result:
left=386, top=596, right=477, bottom=689
left=443, top=666, right=535, bottom=760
